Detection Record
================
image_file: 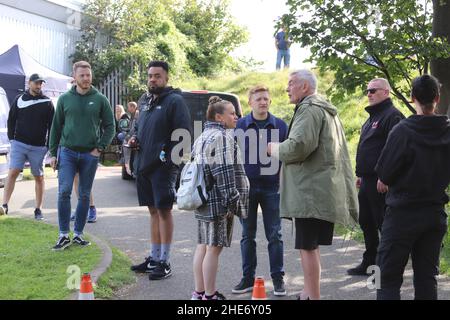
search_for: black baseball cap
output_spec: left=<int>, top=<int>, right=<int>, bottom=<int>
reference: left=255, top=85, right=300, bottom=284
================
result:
left=29, top=73, right=46, bottom=83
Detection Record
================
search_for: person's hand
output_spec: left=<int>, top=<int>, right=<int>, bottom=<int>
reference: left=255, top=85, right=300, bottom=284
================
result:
left=377, top=179, right=388, bottom=194
left=128, top=136, right=139, bottom=149
left=226, top=211, right=234, bottom=219
left=50, top=157, right=57, bottom=171
left=356, top=177, right=362, bottom=188
left=90, top=148, right=101, bottom=157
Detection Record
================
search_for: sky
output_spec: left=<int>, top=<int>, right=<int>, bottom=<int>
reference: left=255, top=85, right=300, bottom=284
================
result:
left=229, top=0, right=311, bottom=72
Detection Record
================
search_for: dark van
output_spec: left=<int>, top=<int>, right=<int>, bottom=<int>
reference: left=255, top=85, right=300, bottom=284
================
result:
left=121, top=90, right=243, bottom=180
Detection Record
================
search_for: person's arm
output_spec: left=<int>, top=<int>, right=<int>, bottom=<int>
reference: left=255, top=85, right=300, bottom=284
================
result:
left=46, top=101, right=55, bottom=148
left=49, top=98, right=64, bottom=157
left=208, top=134, right=240, bottom=214
left=7, top=97, right=19, bottom=141
left=277, top=106, right=322, bottom=164
left=375, top=125, right=408, bottom=186
left=97, top=97, right=115, bottom=151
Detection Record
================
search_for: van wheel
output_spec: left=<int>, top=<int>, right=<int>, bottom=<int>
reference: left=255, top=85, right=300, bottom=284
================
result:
left=122, top=164, right=133, bottom=180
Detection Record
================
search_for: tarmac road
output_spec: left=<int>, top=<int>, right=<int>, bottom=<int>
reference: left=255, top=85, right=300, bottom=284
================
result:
left=9, top=166, right=450, bottom=300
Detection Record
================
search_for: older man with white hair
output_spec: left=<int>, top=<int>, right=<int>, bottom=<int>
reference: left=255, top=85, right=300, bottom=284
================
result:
left=347, top=78, right=404, bottom=276
left=268, top=70, right=358, bottom=300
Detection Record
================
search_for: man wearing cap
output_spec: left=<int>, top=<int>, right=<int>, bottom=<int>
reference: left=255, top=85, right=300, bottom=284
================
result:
left=0, top=73, right=55, bottom=220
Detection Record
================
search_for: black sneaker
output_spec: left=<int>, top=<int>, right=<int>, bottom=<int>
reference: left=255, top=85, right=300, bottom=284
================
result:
left=73, top=235, right=91, bottom=247
left=0, top=204, right=8, bottom=216
left=273, top=278, right=286, bottom=296
left=149, top=261, right=172, bottom=280
left=52, top=236, right=71, bottom=251
left=130, top=256, right=158, bottom=273
left=34, top=208, right=44, bottom=221
left=347, top=263, right=371, bottom=276
left=203, top=291, right=226, bottom=300
left=232, top=277, right=254, bottom=294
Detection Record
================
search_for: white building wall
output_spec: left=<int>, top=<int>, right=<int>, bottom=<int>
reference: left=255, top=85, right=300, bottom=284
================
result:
left=0, top=2, right=82, bottom=75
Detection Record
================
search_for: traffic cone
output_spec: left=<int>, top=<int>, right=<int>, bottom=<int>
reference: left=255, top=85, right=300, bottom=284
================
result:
left=251, top=277, right=267, bottom=300
left=78, top=273, right=95, bottom=300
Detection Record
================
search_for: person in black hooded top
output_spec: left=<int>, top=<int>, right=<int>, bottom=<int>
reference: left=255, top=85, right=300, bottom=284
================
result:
left=375, top=74, right=450, bottom=300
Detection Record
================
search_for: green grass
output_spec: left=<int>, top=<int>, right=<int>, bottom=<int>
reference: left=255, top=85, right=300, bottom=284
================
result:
left=0, top=216, right=102, bottom=299
left=0, top=216, right=135, bottom=299
left=95, top=247, right=136, bottom=299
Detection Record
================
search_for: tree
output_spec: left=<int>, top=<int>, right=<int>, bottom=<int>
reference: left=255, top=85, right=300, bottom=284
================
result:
left=72, top=0, right=248, bottom=92
left=282, top=0, right=450, bottom=114
left=172, top=0, right=248, bottom=76
left=431, top=0, right=450, bottom=115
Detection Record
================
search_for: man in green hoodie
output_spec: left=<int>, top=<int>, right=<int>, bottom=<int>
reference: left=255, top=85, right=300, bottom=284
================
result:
left=49, top=61, right=115, bottom=251
left=268, top=70, right=358, bottom=300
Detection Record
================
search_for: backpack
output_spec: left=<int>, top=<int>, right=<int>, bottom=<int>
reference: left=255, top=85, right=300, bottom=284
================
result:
left=176, top=140, right=208, bottom=211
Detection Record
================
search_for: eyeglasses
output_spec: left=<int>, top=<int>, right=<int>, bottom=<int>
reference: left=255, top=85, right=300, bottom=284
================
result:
left=365, top=88, right=385, bottom=94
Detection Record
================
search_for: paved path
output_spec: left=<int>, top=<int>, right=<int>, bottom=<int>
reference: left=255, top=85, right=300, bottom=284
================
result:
left=10, top=166, right=450, bottom=300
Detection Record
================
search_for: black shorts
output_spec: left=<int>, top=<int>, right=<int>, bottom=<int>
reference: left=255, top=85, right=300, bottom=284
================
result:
left=137, top=164, right=179, bottom=209
left=295, top=218, right=334, bottom=250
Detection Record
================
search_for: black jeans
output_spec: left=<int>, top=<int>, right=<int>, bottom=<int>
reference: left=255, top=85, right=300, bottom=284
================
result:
left=358, top=175, right=386, bottom=265
left=376, top=206, right=448, bottom=300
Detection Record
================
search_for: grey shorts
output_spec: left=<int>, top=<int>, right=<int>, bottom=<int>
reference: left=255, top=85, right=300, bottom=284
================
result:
left=9, top=140, right=47, bottom=176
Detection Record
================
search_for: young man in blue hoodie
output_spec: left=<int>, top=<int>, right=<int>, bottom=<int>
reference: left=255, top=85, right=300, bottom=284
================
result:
left=233, top=86, right=288, bottom=296
left=49, top=61, right=115, bottom=251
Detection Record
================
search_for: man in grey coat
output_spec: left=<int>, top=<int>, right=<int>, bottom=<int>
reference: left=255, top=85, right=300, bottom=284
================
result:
left=268, top=70, right=358, bottom=300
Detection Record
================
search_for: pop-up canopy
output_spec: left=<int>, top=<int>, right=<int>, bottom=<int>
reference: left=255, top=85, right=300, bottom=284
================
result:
left=0, top=45, right=73, bottom=105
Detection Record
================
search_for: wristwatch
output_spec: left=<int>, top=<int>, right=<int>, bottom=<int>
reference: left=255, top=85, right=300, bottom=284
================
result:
left=97, top=147, right=104, bottom=152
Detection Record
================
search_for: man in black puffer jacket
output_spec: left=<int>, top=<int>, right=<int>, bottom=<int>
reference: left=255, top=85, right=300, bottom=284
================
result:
left=348, top=78, right=405, bottom=276
left=129, top=61, right=192, bottom=280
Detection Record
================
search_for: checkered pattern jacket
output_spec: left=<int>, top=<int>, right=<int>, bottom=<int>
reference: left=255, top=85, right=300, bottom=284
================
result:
left=194, top=122, right=249, bottom=222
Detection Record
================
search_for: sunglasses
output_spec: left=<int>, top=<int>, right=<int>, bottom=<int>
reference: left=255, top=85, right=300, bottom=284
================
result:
left=365, top=88, right=385, bottom=94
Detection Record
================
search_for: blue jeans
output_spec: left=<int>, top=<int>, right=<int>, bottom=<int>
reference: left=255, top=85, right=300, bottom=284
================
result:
left=276, top=49, right=290, bottom=70
left=57, top=147, right=99, bottom=235
left=239, top=184, right=284, bottom=280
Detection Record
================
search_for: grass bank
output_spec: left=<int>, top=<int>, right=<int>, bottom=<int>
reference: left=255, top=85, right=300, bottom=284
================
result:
left=0, top=216, right=135, bottom=299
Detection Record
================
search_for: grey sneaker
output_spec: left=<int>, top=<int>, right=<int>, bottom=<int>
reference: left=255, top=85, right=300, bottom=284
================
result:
left=273, top=278, right=286, bottom=296
left=34, top=208, right=44, bottom=221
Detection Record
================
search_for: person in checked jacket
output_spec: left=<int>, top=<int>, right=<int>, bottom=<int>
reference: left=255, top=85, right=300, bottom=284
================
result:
left=191, top=96, right=249, bottom=301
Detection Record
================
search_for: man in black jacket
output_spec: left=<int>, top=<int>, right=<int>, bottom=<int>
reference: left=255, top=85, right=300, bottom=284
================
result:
left=129, top=61, right=192, bottom=280
left=347, top=78, right=405, bottom=276
left=0, top=74, right=54, bottom=220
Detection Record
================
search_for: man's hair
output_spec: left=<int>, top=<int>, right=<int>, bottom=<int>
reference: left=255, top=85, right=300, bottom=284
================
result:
left=147, top=60, right=169, bottom=73
left=370, top=78, right=391, bottom=91
left=248, top=85, right=270, bottom=100
left=411, top=74, right=440, bottom=112
left=290, top=70, right=317, bottom=92
left=73, top=61, right=92, bottom=74
left=206, top=96, right=232, bottom=122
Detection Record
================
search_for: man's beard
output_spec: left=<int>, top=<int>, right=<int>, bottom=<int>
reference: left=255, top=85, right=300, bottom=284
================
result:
left=148, top=86, right=165, bottom=95
left=30, top=88, right=41, bottom=96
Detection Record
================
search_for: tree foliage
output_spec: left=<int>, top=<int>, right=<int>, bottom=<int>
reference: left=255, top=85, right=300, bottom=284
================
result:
left=71, top=0, right=248, bottom=93
left=282, top=0, right=450, bottom=113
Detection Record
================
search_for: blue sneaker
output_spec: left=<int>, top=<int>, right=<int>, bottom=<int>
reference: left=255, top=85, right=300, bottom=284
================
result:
left=87, top=207, right=97, bottom=223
